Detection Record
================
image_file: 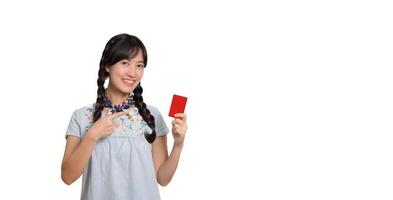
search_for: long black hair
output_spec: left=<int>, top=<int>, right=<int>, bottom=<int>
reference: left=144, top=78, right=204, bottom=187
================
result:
left=92, top=33, right=156, bottom=143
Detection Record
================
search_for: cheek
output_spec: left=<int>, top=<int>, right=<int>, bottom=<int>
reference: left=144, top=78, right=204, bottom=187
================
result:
left=109, top=67, right=122, bottom=77
left=138, top=70, right=144, bottom=79
left=110, top=72, right=124, bottom=86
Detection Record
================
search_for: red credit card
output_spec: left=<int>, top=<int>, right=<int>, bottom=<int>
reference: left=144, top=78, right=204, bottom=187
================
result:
left=168, top=94, right=187, bottom=118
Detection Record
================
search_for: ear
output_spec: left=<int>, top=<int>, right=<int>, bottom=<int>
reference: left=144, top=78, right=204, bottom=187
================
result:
left=105, top=66, right=110, bottom=73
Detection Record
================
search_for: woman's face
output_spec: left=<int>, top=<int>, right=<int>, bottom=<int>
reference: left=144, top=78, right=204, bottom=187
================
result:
left=105, top=50, right=145, bottom=94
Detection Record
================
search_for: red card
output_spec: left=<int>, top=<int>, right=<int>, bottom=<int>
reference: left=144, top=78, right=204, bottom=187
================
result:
left=168, top=94, right=187, bottom=118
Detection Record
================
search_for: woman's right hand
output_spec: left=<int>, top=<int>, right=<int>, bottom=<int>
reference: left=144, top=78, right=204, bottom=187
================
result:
left=86, top=109, right=130, bottom=141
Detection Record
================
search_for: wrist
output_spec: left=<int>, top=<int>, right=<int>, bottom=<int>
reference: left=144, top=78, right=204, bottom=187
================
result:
left=86, top=130, right=99, bottom=142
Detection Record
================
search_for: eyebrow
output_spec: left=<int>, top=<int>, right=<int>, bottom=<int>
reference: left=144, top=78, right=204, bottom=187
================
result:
left=123, top=59, right=144, bottom=63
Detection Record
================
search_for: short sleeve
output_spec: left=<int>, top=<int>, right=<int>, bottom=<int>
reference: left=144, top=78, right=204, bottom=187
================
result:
left=65, top=110, right=81, bottom=138
left=148, top=105, right=169, bottom=137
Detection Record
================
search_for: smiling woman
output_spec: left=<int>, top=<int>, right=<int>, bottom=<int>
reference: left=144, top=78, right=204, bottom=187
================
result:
left=61, top=34, right=188, bottom=200
left=106, top=55, right=145, bottom=93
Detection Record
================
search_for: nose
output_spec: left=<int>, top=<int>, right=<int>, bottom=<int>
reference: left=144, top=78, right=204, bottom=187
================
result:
left=127, top=65, right=137, bottom=77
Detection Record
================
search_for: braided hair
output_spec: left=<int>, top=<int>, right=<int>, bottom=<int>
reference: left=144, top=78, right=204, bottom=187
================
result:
left=92, top=33, right=156, bottom=143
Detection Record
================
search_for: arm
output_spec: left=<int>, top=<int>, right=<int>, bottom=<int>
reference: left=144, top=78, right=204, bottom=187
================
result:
left=152, top=136, right=184, bottom=186
left=61, top=110, right=130, bottom=185
left=61, top=133, right=97, bottom=185
left=152, top=113, right=187, bottom=186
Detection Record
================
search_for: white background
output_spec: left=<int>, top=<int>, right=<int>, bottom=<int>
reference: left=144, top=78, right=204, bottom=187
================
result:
left=0, top=0, right=392, bottom=199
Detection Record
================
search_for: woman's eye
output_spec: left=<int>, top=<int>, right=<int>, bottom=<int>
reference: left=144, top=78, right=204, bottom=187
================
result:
left=137, top=64, right=144, bottom=68
left=121, top=61, right=129, bottom=65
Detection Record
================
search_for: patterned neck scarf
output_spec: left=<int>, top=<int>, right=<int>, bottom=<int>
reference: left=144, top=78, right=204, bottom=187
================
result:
left=103, top=91, right=135, bottom=114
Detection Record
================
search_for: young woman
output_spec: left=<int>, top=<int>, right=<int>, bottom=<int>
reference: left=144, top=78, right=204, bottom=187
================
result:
left=61, top=33, right=187, bottom=200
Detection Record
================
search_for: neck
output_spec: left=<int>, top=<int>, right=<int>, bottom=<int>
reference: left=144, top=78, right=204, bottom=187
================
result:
left=106, top=84, right=129, bottom=105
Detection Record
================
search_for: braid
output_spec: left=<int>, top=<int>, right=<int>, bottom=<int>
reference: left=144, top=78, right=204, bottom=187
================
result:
left=133, top=83, right=157, bottom=143
left=93, top=67, right=107, bottom=122
left=93, top=39, right=113, bottom=123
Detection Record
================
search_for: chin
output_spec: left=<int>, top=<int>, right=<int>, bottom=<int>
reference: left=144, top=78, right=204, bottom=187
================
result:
left=121, top=88, right=133, bottom=94
left=121, top=86, right=136, bottom=94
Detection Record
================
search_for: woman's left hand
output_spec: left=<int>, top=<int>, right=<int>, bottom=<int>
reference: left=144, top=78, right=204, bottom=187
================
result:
left=171, top=113, right=187, bottom=146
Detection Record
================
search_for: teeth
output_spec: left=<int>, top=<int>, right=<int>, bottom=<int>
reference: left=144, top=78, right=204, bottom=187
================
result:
left=124, top=80, right=134, bottom=84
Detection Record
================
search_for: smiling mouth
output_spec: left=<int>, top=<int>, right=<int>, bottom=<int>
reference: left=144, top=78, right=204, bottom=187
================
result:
left=123, top=79, right=135, bottom=86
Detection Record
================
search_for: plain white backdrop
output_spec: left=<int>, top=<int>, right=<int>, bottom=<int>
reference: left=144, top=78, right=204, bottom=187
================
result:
left=0, top=0, right=392, bottom=199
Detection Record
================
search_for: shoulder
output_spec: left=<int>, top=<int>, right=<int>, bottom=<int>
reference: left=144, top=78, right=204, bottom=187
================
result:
left=74, top=103, right=94, bottom=113
left=146, top=104, right=163, bottom=117
left=67, top=103, right=95, bottom=137
left=71, top=103, right=95, bottom=120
